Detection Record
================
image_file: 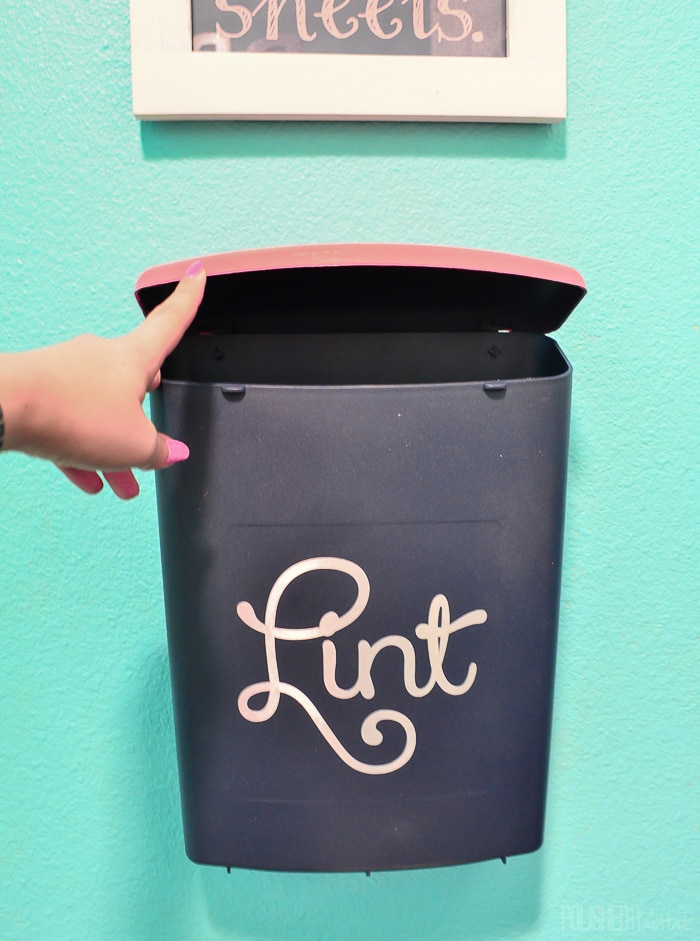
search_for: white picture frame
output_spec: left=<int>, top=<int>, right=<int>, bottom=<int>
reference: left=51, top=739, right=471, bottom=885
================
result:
left=130, top=0, right=566, bottom=122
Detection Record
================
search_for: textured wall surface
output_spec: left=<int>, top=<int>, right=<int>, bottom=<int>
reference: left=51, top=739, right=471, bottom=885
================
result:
left=0, top=2, right=697, bottom=939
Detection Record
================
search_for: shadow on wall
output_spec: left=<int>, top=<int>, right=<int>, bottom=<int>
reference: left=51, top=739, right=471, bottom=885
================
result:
left=198, top=850, right=543, bottom=940
left=119, top=649, right=198, bottom=941
left=140, top=120, right=566, bottom=162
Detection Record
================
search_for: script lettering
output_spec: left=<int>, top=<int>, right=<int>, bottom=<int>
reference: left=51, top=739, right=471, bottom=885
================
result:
left=315, top=0, right=360, bottom=39
left=237, top=557, right=487, bottom=775
left=213, top=0, right=480, bottom=45
left=360, top=0, right=402, bottom=40
left=434, top=0, right=472, bottom=43
left=216, top=0, right=317, bottom=41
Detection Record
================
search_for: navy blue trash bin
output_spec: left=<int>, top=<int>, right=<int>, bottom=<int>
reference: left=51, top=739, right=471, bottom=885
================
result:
left=135, top=244, right=586, bottom=872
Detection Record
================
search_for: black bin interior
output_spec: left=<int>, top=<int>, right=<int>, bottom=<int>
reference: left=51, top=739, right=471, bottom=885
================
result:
left=137, top=264, right=583, bottom=386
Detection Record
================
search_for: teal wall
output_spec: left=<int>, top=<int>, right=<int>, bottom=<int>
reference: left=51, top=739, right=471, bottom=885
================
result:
left=1, top=2, right=697, bottom=938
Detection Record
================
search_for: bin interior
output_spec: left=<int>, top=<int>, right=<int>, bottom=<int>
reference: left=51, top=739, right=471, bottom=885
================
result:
left=161, top=331, right=568, bottom=386
left=137, top=263, right=582, bottom=386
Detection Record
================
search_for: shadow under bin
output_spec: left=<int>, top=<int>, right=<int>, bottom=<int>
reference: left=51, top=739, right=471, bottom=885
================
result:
left=135, top=244, right=587, bottom=873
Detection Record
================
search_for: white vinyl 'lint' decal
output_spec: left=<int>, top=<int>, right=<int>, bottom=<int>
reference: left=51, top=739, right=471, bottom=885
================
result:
left=237, top=557, right=487, bottom=775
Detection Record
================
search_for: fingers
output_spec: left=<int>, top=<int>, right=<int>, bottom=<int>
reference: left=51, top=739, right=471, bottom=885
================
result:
left=59, top=466, right=105, bottom=494
left=103, top=471, right=140, bottom=500
left=59, top=467, right=140, bottom=500
left=57, top=429, right=189, bottom=497
left=135, top=263, right=206, bottom=375
left=147, top=368, right=161, bottom=393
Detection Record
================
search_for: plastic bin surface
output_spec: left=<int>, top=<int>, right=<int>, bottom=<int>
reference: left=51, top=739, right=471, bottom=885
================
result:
left=136, top=245, right=586, bottom=872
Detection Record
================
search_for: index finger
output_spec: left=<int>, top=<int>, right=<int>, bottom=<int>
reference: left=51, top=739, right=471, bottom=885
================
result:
left=135, top=262, right=206, bottom=372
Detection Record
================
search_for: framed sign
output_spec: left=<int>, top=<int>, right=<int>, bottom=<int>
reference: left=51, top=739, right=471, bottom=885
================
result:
left=130, top=0, right=566, bottom=122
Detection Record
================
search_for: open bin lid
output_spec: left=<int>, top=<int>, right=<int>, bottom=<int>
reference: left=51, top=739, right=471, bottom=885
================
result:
left=135, top=244, right=586, bottom=334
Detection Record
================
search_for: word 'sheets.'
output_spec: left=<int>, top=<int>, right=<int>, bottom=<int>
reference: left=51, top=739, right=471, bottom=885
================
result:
left=215, top=0, right=476, bottom=45
left=236, top=557, right=487, bottom=774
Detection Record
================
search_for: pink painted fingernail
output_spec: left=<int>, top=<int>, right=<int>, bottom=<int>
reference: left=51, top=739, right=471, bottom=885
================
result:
left=166, top=437, right=190, bottom=466
left=185, top=260, right=204, bottom=278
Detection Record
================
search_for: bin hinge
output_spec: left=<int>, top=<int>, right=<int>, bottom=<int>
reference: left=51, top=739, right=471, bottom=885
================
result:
left=221, top=384, right=246, bottom=402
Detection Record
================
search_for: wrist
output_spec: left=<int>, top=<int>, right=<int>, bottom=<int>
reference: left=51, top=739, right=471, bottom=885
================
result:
left=0, top=351, right=45, bottom=455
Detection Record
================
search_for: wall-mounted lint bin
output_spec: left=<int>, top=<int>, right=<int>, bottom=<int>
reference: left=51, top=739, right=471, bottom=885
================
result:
left=135, top=244, right=586, bottom=873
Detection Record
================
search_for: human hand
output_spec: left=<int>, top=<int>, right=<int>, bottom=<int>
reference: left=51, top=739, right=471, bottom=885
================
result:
left=0, top=261, right=206, bottom=498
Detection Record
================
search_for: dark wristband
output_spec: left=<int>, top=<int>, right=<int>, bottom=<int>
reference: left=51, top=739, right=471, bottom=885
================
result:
left=0, top=403, right=4, bottom=452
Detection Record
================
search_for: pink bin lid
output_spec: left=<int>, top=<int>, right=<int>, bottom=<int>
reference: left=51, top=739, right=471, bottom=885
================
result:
left=136, top=244, right=586, bottom=334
